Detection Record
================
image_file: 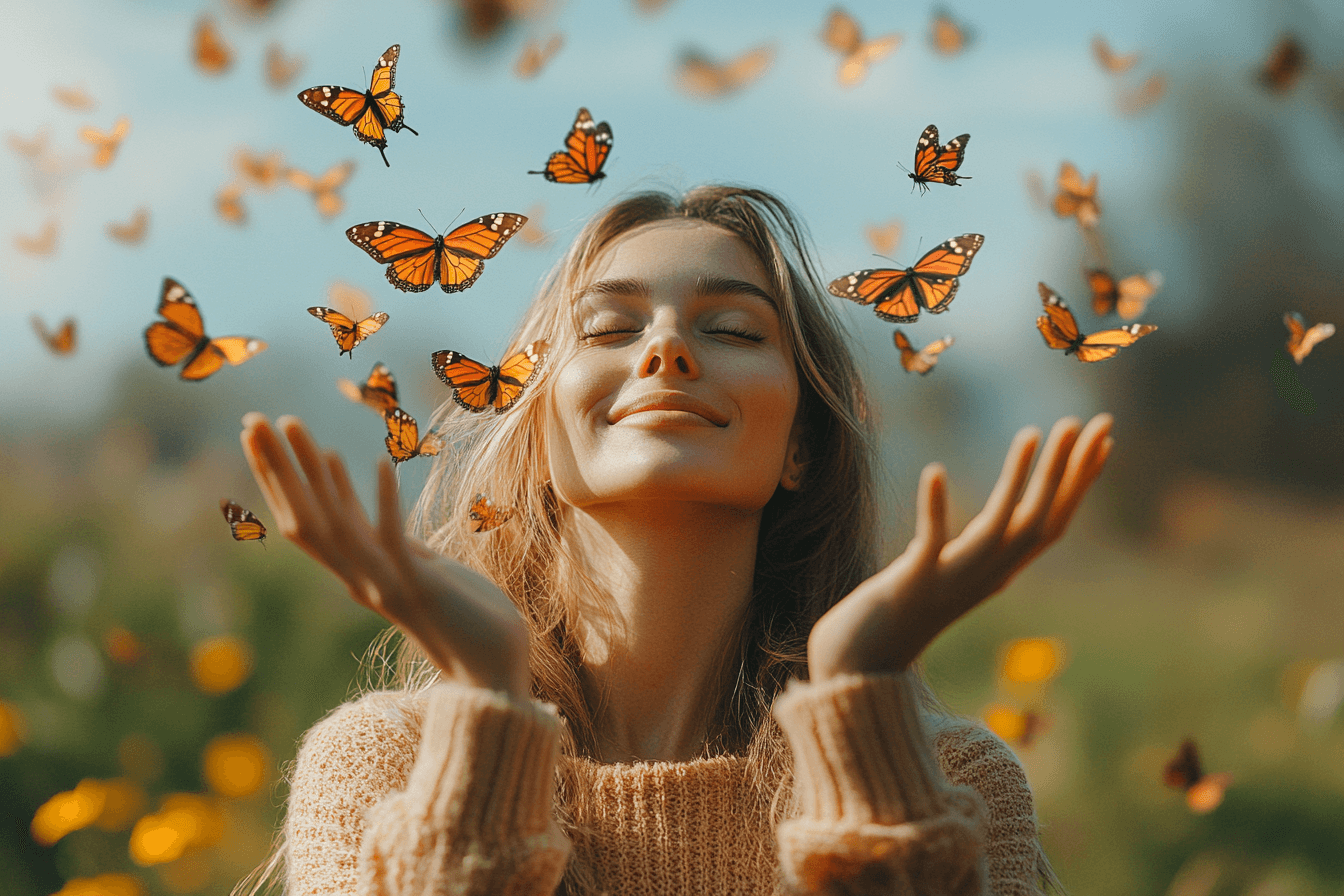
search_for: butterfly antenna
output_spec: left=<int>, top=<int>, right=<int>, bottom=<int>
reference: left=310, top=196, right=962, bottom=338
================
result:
left=418, top=208, right=440, bottom=233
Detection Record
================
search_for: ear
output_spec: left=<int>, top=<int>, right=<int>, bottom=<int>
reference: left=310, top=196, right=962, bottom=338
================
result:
left=779, top=418, right=808, bottom=491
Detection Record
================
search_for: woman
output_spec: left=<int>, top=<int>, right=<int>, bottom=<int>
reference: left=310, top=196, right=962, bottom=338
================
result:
left=239, top=186, right=1112, bottom=896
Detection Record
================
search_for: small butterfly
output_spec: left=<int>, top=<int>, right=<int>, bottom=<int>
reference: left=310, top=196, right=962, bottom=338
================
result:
left=1036, top=282, right=1155, bottom=362
left=906, top=124, right=971, bottom=192
left=264, top=42, right=304, bottom=90
left=32, top=315, right=76, bottom=355
left=1116, top=71, right=1167, bottom=116
left=828, top=234, right=984, bottom=323
left=7, top=128, right=50, bottom=159
left=347, top=212, right=527, bottom=293
left=80, top=116, right=130, bottom=169
left=52, top=84, right=97, bottom=110
left=383, top=407, right=443, bottom=464
left=1087, top=268, right=1162, bottom=320
left=983, top=703, right=1049, bottom=749
left=1283, top=312, right=1335, bottom=365
left=1163, top=739, right=1232, bottom=814
left=234, top=147, right=286, bottom=191
left=285, top=160, right=355, bottom=218
left=307, top=306, right=389, bottom=357
left=431, top=341, right=547, bottom=413
left=514, top=33, right=564, bottom=79
left=468, top=494, right=513, bottom=532
left=518, top=203, right=551, bottom=248
left=338, top=362, right=399, bottom=414
left=220, top=500, right=266, bottom=543
left=298, top=45, right=418, bottom=167
left=1052, top=162, right=1101, bottom=228
left=14, top=219, right=58, bottom=256
left=864, top=220, right=901, bottom=256
left=929, top=8, right=971, bottom=56
left=215, top=183, right=246, bottom=225
left=821, top=8, right=901, bottom=87
left=144, top=278, right=267, bottom=380
left=893, top=330, right=954, bottom=375
left=1092, top=35, right=1140, bottom=74
left=106, top=207, right=150, bottom=245
left=1259, top=35, right=1306, bottom=93
left=529, top=107, right=613, bottom=184
left=193, top=15, right=234, bottom=75
left=675, top=44, right=775, bottom=99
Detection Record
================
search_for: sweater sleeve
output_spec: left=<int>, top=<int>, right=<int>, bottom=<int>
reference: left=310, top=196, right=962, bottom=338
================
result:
left=771, top=671, right=990, bottom=896
left=283, top=682, right=571, bottom=896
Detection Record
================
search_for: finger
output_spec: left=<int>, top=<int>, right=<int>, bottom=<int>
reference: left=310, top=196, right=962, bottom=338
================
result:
left=972, top=426, right=1041, bottom=540
left=1041, top=424, right=1114, bottom=542
left=912, top=462, right=949, bottom=563
left=241, top=413, right=314, bottom=534
left=1053, top=413, right=1113, bottom=508
left=326, top=450, right=372, bottom=532
left=280, top=415, right=340, bottom=519
left=1008, top=416, right=1081, bottom=538
left=376, top=458, right=410, bottom=564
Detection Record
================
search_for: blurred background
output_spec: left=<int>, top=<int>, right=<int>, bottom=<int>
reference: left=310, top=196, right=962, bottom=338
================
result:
left=2, top=0, right=1343, bottom=893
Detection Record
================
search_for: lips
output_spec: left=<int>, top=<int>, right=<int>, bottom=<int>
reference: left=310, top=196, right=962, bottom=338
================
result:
left=609, top=390, right=730, bottom=427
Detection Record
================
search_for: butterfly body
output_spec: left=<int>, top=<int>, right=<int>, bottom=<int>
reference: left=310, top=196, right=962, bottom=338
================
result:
left=221, top=500, right=266, bottom=542
left=383, top=407, right=443, bottom=464
left=307, top=306, right=388, bottom=356
left=32, top=316, right=76, bottom=355
left=893, top=329, right=953, bottom=374
left=829, top=234, right=983, bottom=323
left=347, top=213, right=526, bottom=293
left=431, top=341, right=546, bottom=413
left=144, top=278, right=266, bottom=380
left=529, top=108, right=612, bottom=184
left=1163, top=738, right=1232, bottom=814
left=908, top=124, right=970, bottom=192
left=1036, top=282, right=1155, bottom=362
left=338, top=362, right=399, bottom=413
left=298, top=45, right=418, bottom=167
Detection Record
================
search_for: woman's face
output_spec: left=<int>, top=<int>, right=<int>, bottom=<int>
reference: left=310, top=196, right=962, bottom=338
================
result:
left=546, top=219, right=802, bottom=513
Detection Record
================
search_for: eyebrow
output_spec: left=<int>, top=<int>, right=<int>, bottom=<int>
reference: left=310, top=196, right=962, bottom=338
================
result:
left=576, top=275, right=777, bottom=310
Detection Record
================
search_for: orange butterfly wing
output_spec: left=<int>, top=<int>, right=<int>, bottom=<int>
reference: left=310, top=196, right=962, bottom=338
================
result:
left=828, top=269, right=920, bottom=323
left=32, top=316, right=77, bottom=355
left=145, top=278, right=265, bottom=380
left=1283, top=312, right=1335, bottom=364
left=338, top=362, right=400, bottom=413
left=220, top=500, right=266, bottom=542
left=531, top=108, right=612, bottom=184
left=383, top=407, right=442, bottom=464
left=180, top=337, right=268, bottom=381
left=437, top=213, right=528, bottom=291
left=193, top=15, right=233, bottom=75
left=1087, top=268, right=1119, bottom=316
left=432, top=341, right=546, bottom=413
left=346, top=221, right=439, bottom=292
left=1037, top=282, right=1155, bottom=361
left=468, top=494, right=514, bottom=532
left=308, top=306, right=388, bottom=355
left=893, top=329, right=953, bottom=374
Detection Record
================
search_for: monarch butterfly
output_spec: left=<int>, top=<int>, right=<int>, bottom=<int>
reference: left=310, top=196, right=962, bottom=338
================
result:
left=264, top=42, right=304, bottom=90
left=14, top=219, right=58, bottom=256
left=468, top=494, right=513, bottom=532
left=675, top=44, right=775, bottom=99
left=216, top=183, right=246, bottom=225
left=893, top=329, right=954, bottom=375
left=529, top=107, right=612, bottom=184
left=1116, top=71, right=1167, bottom=116
left=52, top=84, right=96, bottom=111
left=234, top=147, right=285, bottom=191
left=347, top=212, right=527, bottom=293
left=286, top=160, right=355, bottom=218
left=144, top=278, right=267, bottom=380
left=865, top=220, right=901, bottom=256
left=32, top=315, right=76, bottom=355
left=431, top=341, right=547, bottom=414
left=338, top=362, right=399, bottom=414
left=80, top=116, right=130, bottom=169
left=1092, top=35, right=1140, bottom=74
left=514, top=34, right=564, bottom=79
left=929, top=9, right=971, bottom=56
left=220, top=500, right=266, bottom=542
left=1259, top=35, right=1306, bottom=93
left=307, top=307, right=388, bottom=357
left=1283, top=312, right=1334, bottom=365
left=1036, top=282, right=1155, bottom=362
left=1163, top=739, right=1232, bottom=814
left=821, top=7, right=901, bottom=87
left=193, top=15, right=234, bottom=75
left=107, top=207, right=149, bottom=245
left=907, top=124, right=971, bottom=192
left=298, top=45, right=419, bottom=167
left=1086, top=268, right=1162, bottom=319
left=828, top=234, right=984, bottom=323
left=1052, top=162, right=1101, bottom=228
left=383, top=407, right=443, bottom=464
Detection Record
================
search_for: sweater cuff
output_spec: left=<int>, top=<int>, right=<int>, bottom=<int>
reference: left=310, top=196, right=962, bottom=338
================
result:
left=404, top=681, right=561, bottom=841
left=773, top=671, right=948, bottom=825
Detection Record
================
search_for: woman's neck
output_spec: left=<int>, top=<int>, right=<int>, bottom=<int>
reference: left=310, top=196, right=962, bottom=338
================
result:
left=561, top=500, right=762, bottom=763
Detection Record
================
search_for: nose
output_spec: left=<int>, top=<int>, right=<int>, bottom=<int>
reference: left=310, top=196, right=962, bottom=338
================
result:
left=636, top=320, right=699, bottom=379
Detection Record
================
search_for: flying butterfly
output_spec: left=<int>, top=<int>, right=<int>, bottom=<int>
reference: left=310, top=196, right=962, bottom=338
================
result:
left=675, top=44, right=775, bottom=99
left=286, top=160, right=355, bottom=218
left=347, top=212, right=526, bottom=293
left=1087, top=268, right=1162, bottom=320
left=264, top=42, right=304, bottom=89
left=144, top=277, right=267, bottom=380
left=1283, top=312, right=1334, bottom=365
left=80, top=116, right=130, bottom=169
left=1053, top=161, right=1101, bottom=228
left=529, top=107, right=612, bottom=184
left=298, top=45, right=419, bottom=167
left=431, top=340, right=547, bottom=414
left=32, top=315, right=76, bottom=355
left=893, top=329, right=954, bottom=375
left=906, top=124, right=971, bottom=192
left=216, top=183, right=246, bottom=225
left=1036, top=282, right=1155, bottom=362
left=929, top=8, right=971, bottom=56
left=106, top=207, right=149, bottom=245
left=234, top=147, right=286, bottom=191
left=518, top=203, right=551, bottom=248
left=514, top=33, right=564, bottom=79
left=865, top=220, right=901, bottom=256
left=220, top=500, right=266, bottom=543
left=828, top=234, right=984, bottom=323
left=821, top=7, right=901, bottom=87
left=14, top=219, right=58, bottom=256
left=307, top=306, right=389, bottom=357
left=338, top=362, right=399, bottom=414
left=1116, top=72, right=1167, bottom=116
left=468, top=494, right=513, bottom=533
left=193, top=15, right=234, bottom=75
left=1259, top=35, right=1306, bottom=93
left=1092, top=35, right=1140, bottom=74
left=1163, top=739, right=1232, bottom=814
left=383, top=407, right=443, bottom=465
left=52, top=84, right=96, bottom=110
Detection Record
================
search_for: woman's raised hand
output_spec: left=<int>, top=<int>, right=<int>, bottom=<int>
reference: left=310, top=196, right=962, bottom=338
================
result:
left=240, top=413, right=531, bottom=699
left=807, top=413, right=1114, bottom=682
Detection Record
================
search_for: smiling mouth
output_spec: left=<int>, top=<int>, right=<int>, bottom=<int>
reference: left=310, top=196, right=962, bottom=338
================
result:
left=609, top=391, right=730, bottom=427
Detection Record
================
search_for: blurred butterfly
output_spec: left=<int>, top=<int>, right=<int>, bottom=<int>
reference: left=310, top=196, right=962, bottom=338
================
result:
left=7, top=128, right=50, bottom=159
left=383, top=407, right=443, bottom=465
left=14, top=219, right=58, bottom=256
left=675, top=44, right=775, bottom=99
left=865, top=220, right=901, bottom=256
left=929, top=8, right=971, bottom=56
left=298, top=45, right=418, bottom=167
left=338, top=362, right=399, bottom=414
left=193, top=15, right=234, bottom=75
left=80, top=116, right=130, bottom=169
left=1116, top=72, right=1167, bottom=116
left=286, top=160, right=355, bottom=218
left=828, top=234, right=984, bottom=323
left=529, top=107, right=612, bottom=184
left=1283, top=312, right=1335, bottom=365
left=821, top=7, right=901, bottom=87
left=1092, top=35, right=1140, bottom=74
left=514, top=33, right=564, bottom=79
left=431, top=340, right=547, bottom=413
left=144, top=277, right=267, bottom=380
left=264, top=42, right=304, bottom=89
left=983, top=703, right=1049, bottom=749
left=468, top=494, right=513, bottom=532
left=52, top=84, right=96, bottom=110
left=518, top=203, right=551, bottom=248
left=220, top=500, right=266, bottom=543
left=906, top=124, right=971, bottom=192
left=307, top=306, right=389, bottom=357
left=1259, top=35, right=1306, bottom=93
left=1163, top=739, right=1232, bottom=814
left=1087, top=268, right=1162, bottom=320
left=1052, top=162, right=1101, bottom=228
left=893, top=329, right=954, bottom=375
left=1036, top=282, right=1155, bottom=362
left=347, top=212, right=527, bottom=293
left=32, top=316, right=76, bottom=355
left=234, top=147, right=286, bottom=191
left=106, top=207, right=150, bottom=245
left=215, top=183, right=246, bottom=225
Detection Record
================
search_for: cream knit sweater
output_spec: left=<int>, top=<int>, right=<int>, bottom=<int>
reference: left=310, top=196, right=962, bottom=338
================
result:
left=282, top=671, right=1045, bottom=896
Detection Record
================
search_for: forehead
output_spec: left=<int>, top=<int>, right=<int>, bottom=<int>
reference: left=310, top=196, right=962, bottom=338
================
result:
left=584, top=219, right=770, bottom=294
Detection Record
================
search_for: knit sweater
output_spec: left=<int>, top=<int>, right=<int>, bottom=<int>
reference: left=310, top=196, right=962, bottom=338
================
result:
left=283, top=671, right=1045, bottom=896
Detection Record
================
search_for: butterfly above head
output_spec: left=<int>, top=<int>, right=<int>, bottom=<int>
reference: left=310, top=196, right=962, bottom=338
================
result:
left=828, top=233, right=984, bottom=323
left=346, top=212, right=527, bottom=293
left=298, top=45, right=418, bottom=167
left=905, top=124, right=971, bottom=193
left=431, top=341, right=547, bottom=414
left=529, top=107, right=612, bottom=185
left=144, top=277, right=267, bottom=380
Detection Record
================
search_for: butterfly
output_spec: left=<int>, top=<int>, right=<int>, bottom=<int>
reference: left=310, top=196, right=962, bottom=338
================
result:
left=828, top=234, right=984, bottom=323
left=518, top=203, right=551, bottom=248
left=338, top=362, right=399, bottom=414
left=107, top=207, right=150, bottom=245
left=1259, top=35, right=1306, bottom=93
left=529, top=107, right=612, bottom=184
left=1163, top=739, right=1232, bottom=814
left=7, top=127, right=50, bottom=159
left=52, top=84, right=96, bottom=110
left=1116, top=71, right=1167, bottom=116
left=32, top=315, right=76, bottom=355
left=1092, top=35, right=1140, bottom=74
left=865, top=220, right=902, bottom=256
left=1052, top=162, right=1101, bottom=228
left=215, top=183, right=246, bottom=225
left=1283, top=312, right=1335, bottom=365
left=298, top=45, right=418, bottom=167
left=144, top=278, right=267, bottom=380
left=893, top=330, right=954, bottom=375
left=1087, top=268, right=1162, bottom=320
left=286, top=160, right=355, bottom=218
left=431, top=341, right=547, bottom=413
left=1036, top=282, right=1156, bottom=362
left=234, top=147, right=286, bottom=191
left=907, top=124, right=971, bottom=192
left=468, top=494, right=513, bottom=532
left=220, top=500, right=266, bottom=543
left=675, top=44, right=775, bottom=99
left=514, top=33, right=564, bottom=79
left=347, top=212, right=527, bottom=293
left=982, top=703, right=1049, bottom=749
left=80, top=116, right=130, bottom=169
left=14, top=219, right=58, bottom=256
left=264, top=42, right=304, bottom=90
left=383, top=407, right=443, bottom=465
left=307, top=307, right=389, bottom=357
left=193, top=15, right=234, bottom=75
left=929, top=9, right=970, bottom=56
left=821, top=8, right=901, bottom=87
